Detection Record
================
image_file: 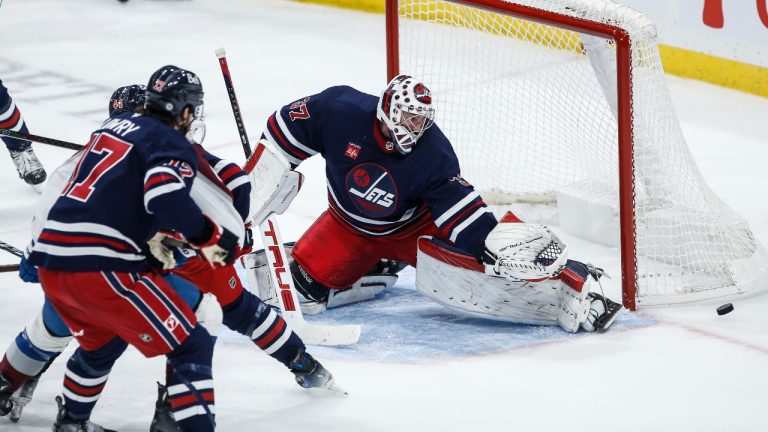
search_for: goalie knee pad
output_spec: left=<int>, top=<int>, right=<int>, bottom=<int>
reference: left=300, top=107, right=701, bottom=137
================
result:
left=290, top=260, right=330, bottom=303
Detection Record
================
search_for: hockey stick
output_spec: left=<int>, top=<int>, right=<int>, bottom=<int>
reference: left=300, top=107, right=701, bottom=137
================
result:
left=0, top=240, right=23, bottom=273
left=215, top=48, right=361, bottom=346
left=0, top=129, right=84, bottom=151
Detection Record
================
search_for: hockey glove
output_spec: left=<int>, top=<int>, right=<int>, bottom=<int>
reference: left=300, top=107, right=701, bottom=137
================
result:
left=18, top=256, right=39, bottom=283
left=147, top=232, right=177, bottom=271
left=189, top=217, right=239, bottom=267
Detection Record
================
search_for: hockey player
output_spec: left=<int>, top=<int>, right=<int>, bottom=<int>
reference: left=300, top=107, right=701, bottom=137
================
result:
left=0, top=80, right=47, bottom=190
left=249, top=75, right=621, bottom=333
left=24, top=65, right=229, bottom=432
left=0, top=83, right=340, bottom=429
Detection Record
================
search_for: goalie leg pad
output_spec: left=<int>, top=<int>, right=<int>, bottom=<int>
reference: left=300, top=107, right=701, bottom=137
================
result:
left=417, top=236, right=561, bottom=325
left=325, top=273, right=397, bottom=309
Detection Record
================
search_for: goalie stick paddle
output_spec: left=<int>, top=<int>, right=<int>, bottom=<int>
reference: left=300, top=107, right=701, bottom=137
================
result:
left=215, top=48, right=362, bottom=346
left=0, top=128, right=84, bottom=151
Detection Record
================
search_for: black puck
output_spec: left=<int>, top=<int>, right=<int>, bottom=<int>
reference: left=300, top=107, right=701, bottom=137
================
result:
left=716, top=303, right=734, bottom=316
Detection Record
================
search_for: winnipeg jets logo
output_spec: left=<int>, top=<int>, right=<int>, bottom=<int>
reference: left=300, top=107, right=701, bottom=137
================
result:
left=346, top=163, right=397, bottom=217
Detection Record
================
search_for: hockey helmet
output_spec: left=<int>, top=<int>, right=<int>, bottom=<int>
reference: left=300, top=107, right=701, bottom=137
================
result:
left=144, top=65, right=204, bottom=121
left=376, top=74, right=435, bottom=155
left=108, top=84, right=146, bottom=117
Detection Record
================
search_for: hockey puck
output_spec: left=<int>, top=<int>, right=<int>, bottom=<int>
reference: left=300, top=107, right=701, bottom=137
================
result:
left=716, top=303, right=734, bottom=316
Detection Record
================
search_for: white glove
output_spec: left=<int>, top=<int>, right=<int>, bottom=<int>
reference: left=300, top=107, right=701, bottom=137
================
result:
left=147, top=232, right=177, bottom=270
left=483, top=220, right=568, bottom=281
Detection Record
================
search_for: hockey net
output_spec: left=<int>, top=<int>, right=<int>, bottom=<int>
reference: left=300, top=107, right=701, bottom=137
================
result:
left=386, top=0, right=768, bottom=309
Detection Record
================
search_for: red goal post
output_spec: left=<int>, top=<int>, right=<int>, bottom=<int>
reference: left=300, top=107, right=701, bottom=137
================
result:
left=385, top=0, right=768, bottom=310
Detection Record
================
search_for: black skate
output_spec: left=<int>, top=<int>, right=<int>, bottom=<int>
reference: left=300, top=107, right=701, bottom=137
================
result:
left=289, top=349, right=346, bottom=395
left=52, top=395, right=116, bottom=432
left=150, top=382, right=180, bottom=432
left=582, top=292, right=622, bottom=332
left=0, top=373, right=12, bottom=417
left=10, top=145, right=47, bottom=188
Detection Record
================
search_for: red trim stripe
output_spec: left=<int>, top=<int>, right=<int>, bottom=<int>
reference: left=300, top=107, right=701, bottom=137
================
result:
left=217, top=164, right=242, bottom=183
left=38, top=231, right=134, bottom=252
left=268, top=114, right=308, bottom=159
left=144, top=173, right=180, bottom=191
left=63, top=377, right=106, bottom=397
left=417, top=237, right=484, bottom=272
left=255, top=316, right=286, bottom=349
left=170, top=390, right=214, bottom=409
left=0, top=108, right=21, bottom=129
left=440, top=200, right=484, bottom=235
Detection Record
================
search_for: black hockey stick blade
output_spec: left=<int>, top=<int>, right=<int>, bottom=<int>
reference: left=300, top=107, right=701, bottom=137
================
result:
left=0, top=128, right=84, bottom=151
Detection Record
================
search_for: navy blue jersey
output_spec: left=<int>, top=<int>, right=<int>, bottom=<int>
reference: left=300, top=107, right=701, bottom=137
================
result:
left=27, top=113, right=208, bottom=272
left=262, top=86, right=497, bottom=258
left=201, top=148, right=251, bottom=222
left=0, top=79, right=32, bottom=151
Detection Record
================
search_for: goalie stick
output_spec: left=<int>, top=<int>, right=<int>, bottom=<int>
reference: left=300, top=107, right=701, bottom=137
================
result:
left=215, top=48, right=361, bottom=346
left=0, top=129, right=84, bottom=151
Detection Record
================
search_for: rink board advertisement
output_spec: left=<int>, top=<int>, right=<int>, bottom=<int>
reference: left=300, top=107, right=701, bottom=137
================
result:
left=298, top=0, right=768, bottom=97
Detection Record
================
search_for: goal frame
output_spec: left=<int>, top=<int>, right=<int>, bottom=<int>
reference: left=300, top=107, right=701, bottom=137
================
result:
left=385, top=0, right=640, bottom=309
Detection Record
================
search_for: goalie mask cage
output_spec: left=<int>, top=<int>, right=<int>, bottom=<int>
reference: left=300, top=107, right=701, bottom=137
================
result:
left=385, top=0, right=768, bottom=310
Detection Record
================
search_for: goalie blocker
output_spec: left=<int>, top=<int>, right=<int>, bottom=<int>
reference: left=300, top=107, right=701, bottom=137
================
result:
left=417, top=233, right=621, bottom=333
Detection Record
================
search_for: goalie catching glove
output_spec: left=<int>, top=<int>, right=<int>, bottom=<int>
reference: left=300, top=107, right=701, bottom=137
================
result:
left=482, top=212, right=568, bottom=281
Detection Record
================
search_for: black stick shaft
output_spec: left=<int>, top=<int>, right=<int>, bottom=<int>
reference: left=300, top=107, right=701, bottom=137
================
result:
left=0, top=128, right=84, bottom=151
left=0, top=264, right=20, bottom=273
left=0, top=240, right=24, bottom=258
left=215, top=49, right=252, bottom=158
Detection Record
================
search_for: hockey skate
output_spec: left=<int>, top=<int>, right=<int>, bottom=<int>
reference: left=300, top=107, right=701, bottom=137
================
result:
left=10, top=145, right=47, bottom=189
left=149, top=382, right=180, bottom=432
left=289, top=349, right=347, bottom=395
left=52, top=395, right=116, bottom=432
left=8, top=373, right=41, bottom=422
left=582, top=292, right=622, bottom=332
left=0, top=373, right=12, bottom=417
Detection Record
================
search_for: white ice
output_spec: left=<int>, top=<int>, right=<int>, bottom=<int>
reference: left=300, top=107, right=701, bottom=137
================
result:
left=0, top=0, right=767, bottom=431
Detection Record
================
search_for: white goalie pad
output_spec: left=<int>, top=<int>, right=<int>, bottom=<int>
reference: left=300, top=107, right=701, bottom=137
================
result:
left=484, top=214, right=568, bottom=281
left=416, top=236, right=560, bottom=325
left=242, top=244, right=396, bottom=313
left=244, top=141, right=303, bottom=226
left=190, top=174, right=246, bottom=246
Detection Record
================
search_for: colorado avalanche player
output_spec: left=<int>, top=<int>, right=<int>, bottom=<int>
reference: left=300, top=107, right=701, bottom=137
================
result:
left=0, top=80, right=47, bottom=189
left=25, top=65, right=232, bottom=432
left=248, top=75, right=621, bottom=334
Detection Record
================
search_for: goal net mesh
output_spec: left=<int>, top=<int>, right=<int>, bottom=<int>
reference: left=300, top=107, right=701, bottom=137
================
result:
left=393, top=0, right=768, bottom=306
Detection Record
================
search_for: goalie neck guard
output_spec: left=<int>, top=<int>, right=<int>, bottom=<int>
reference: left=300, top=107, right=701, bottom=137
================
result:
left=376, top=74, right=435, bottom=155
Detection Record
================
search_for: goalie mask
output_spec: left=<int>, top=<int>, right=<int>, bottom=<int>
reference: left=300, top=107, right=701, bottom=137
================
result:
left=377, top=74, right=435, bottom=155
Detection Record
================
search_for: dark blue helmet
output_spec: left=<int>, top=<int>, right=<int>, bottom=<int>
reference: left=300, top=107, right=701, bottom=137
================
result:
left=109, top=84, right=146, bottom=117
left=144, top=65, right=204, bottom=119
